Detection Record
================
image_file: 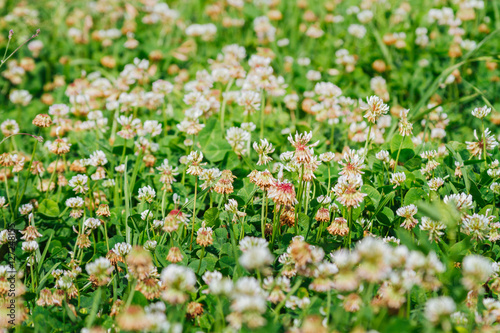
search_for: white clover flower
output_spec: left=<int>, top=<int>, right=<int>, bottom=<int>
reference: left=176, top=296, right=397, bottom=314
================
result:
left=69, top=174, right=89, bottom=194
left=66, top=197, right=84, bottom=208
left=428, top=177, right=445, bottom=191
left=471, top=105, right=491, bottom=119
left=83, top=218, right=101, bottom=230
left=462, top=254, right=493, bottom=290
left=253, top=139, right=274, bottom=166
left=19, top=203, right=33, bottom=216
left=144, top=240, right=157, bottom=251
left=89, top=150, right=108, bottom=167
left=86, top=257, right=113, bottom=276
left=390, top=172, right=406, bottom=188
left=112, top=242, right=132, bottom=257
left=138, top=185, right=156, bottom=203
left=141, top=210, right=154, bottom=221
left=375, top=150, right=390, bottom=163
left=22, top=240, right=38, bottom=252
left=425, top=296, right=456, bottom=325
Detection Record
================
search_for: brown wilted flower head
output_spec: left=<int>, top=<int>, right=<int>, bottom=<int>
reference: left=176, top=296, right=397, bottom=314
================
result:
left=51, top=289, right=65, bottom=307
left=0, top=168, right=13, bottom=181
left=110, top=299, right=123, bottom=317
left=327, top=217, right=349, bottom=236
left=143, top=154, right=156, bottom=168
left=57, top=174, right=68, bottom=186
left=126, top=246, right=154, bottom=280
left=32, top=114, right=52, bottom=127
left=47, top=160, right=66, bottom=174
left=86, top=257, right=114, bottom=287
left=196, top=222, right=213, bottom=247
left=315, top=207, right=331, bottom=223
left=299, top=315, right=328, bottom=333
left=116, top=306, right=151, bottom=332
left=167, top=246, right=183, bottom=263
left=333, top=175, right=366, bottom=208
left=288, top=237, right=314, bottom=269
left=280, top=205, right=295, bottom=227
left=36, top=288, right=53, bottom=307
left=50, top=139, right=71, bottom=155
left=96, top=204, right=111, bottom=217
left=343, top=293, right=363, bottom=312
left=70, top=159, right=87, bottom=173
left=186, top=302, right=204, bottom=320
left=136, top=277, right=161, bottom=300
left=213, top=169, right=236, bottom=194
left=30, top=161, right=45, bottom=175
left=20, top=226, right=42, bottom=241
left=268, top=180, right=297, bottom=206
left=104, top=251, right=123, bottom=274
left=75, top=229, right=92, bottom=249
left=249, top=169, right=276, bottom=191
left=0, top=153, right=15, bottom=167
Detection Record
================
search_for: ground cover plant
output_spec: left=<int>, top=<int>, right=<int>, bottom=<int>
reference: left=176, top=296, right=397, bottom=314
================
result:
left=0, top=0, right=500, bottom=332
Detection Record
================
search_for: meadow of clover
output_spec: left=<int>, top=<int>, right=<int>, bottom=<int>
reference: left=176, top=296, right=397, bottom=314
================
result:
left=0, top=0, right=500, bottom=332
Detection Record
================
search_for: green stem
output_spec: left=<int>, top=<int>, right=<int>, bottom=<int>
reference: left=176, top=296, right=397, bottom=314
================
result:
left=189, top=177, right=198, bottom=251
left=261, top=191, right=267, bottom=238
left=394, top=137, right=404, bottom=171
left=482, top=120, right=488, bottom=168
left=197, top=247, right=205, bottom=275
left=45, top=155, right=60, bottom=199
left=17, top=139, right=38, bottom=209
left=260, top=90, right=266, bottom=140
left=3, top=167, right=14, bottom=218
left=348, top=207, right=353, bottom=249
left=220, top=79, right=234, bottom=135
left=363, top=124, right=373, bottom=157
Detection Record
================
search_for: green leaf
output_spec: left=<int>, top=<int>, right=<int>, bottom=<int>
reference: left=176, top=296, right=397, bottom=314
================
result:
left=213, top=228, right=229, bottom=251
left=297, top=213, right=309, bottom=229
left=38, top=199, right=60, bottom=218
left=204, top=207, right=219, bottom=225
left=374, top=191, right=395, bottom=216
left=361, top=185, right=381, bottom=208
left=377, top=206, right=395, bottom=226
left=404, top=188, right=428, bottom=206
left=203, top=139, right=232, bottom=162
left=390, top=134, right=413, bottom=154
left=449, top=237, right=471, bottom=261
left=470, top=181, right=486, bottom=207
left=464, top=159, right=485, bottom=166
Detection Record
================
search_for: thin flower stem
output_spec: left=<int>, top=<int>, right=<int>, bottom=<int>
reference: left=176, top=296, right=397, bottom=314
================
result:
left=17, top=140, right=38, bottom=210
left=363, top=124, right=373, bottom=157
left=45, top=156, right=60, bottom=200
left=196, top=247, right=205, bottom=274
left=103, top=221, right=109, bottom=252
left=259, top=90, right=266, bottom=140
left=327, top=164, right=331, bottom=192
left=189, top=177, right=198, bottom=251
left=481, top=120, right=488, bottom=168
left=4, top=167, right=14, bottom=218
left=393, top=137, right=404, bottom=171
left=348, top=207, right=353, bottom=249
left=0, top=29, right=40, bottom=69
left=1, top=210, right=6, bottom=229
left=220, top=79, right=234, bottom=134
left=294, top=164, right=305, bottom=234
left=261, top=191, right=267, bottom=238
